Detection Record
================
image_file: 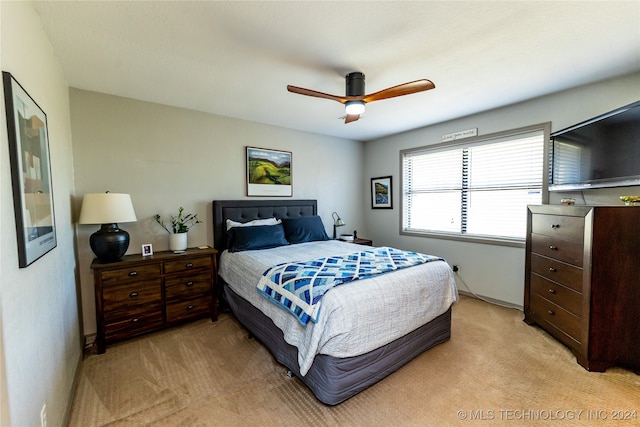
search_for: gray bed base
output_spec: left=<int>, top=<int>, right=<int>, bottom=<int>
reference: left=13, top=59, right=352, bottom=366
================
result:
left=224, top=284, right=451, bottom=405
left=213, top=199, right=452, bottom=405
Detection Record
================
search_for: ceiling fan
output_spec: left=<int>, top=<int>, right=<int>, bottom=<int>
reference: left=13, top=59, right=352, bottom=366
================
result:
left=287, top=72, right=435, bottom=124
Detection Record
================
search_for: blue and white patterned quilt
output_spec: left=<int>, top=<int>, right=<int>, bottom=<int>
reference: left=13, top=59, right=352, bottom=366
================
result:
left=257, top=246, right=443, bottom=325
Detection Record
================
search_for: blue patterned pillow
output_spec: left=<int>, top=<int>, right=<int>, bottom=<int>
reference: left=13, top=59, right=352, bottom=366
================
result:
left=227, top=224, right=288, bottom=252
left=282, top=216, right=329, bottom=244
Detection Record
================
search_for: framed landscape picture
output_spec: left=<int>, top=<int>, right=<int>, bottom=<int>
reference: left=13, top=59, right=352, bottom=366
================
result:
left=371, top=176, right=392, bottom=209
left=3, top=71, right=57, bottom=267
left=246, top=147, right=292, bottom=196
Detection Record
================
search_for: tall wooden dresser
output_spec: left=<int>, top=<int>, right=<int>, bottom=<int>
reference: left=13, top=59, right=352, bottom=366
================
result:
left=524, top=205, right=640, bottom=373
left=92, top=247, right=218, bottom=353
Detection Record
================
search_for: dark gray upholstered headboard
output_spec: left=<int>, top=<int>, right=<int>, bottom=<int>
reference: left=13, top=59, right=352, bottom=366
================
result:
left=212, top=199, right=318, bottom=253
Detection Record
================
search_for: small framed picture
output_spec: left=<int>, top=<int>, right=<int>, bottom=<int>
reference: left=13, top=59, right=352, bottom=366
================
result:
left=371, top=176, right=393, bottom=209
left=141, top=244, right=153, bottom=256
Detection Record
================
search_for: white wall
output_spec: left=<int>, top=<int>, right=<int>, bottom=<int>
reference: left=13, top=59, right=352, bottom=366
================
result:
left=363, top=72, right=640, bottom=308
left=69, top=89, right=365, bottom=335
left=1, top=2, right=82, bottom=426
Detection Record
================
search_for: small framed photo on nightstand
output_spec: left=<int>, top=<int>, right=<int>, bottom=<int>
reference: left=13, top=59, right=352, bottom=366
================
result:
left=141, top=244, right=153, bottom=256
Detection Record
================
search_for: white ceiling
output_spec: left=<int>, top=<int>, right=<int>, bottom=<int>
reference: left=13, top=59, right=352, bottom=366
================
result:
left=32, top=1, right=640, bottom=142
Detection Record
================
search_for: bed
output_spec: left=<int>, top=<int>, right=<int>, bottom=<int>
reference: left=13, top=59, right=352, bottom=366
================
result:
left=213, top=199, right=457, bottom=405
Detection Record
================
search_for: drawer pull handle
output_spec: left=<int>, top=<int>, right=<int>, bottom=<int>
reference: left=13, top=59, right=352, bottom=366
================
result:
left=186, top=263, right=193, bottom=268
left=548, top=289, right=556, bottom=294
left=549, top=245, right=557, bottom=250
left=129, top=291, right=139, bottom=298
left=547, top=310, right=555, bottom=315
left=186, top=305, right=195, bottom=311
left=132, top=318, right=140, bottom=323
left=128, top=271, right=139, bottom=277
left=186, top=281, right=194, bottom=287
left=551, top=224, right=560, bottom=229
left=549, top=267, right=557, bottom=272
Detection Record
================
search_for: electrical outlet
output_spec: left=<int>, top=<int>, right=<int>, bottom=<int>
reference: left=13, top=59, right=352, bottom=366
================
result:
left=40, top=403, right=47, bottom=427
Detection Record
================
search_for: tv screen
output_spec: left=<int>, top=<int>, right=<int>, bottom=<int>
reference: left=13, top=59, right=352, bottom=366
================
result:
left=550, top=100, right=640, bottom=191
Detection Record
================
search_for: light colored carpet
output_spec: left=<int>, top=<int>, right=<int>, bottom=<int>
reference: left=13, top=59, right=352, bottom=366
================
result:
left=68, top=296, right=640, bottom=426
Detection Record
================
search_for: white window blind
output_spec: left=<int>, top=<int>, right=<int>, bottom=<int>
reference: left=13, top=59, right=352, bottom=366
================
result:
left=402, top=127, right=545, bottom=240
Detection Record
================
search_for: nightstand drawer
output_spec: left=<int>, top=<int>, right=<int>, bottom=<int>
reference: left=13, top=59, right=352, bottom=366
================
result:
left=531, top=234, right=584, bottom=267
left=530, top=254, right=582, bottom=292
left=530, top=274, right=582, bottom=317
left=166, top=296, right=211, bottom=323
left=164, top=256, right=212, bottom=274
left=103, top=280, right=162, bottom=313
left=104, top=309, right=164, bottom=341
left=530, top=293, right=581, bottom=342
left=353, top=238, right=373, bottom=246
left=165, top=272, right=211, bottom=300
left=101, top=264, right=161, bottom=284
left=531, top=214, right=584, bottom=242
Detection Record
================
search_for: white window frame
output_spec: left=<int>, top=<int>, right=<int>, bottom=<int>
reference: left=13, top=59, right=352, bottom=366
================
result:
left=400, top=123, right=551, bottom=247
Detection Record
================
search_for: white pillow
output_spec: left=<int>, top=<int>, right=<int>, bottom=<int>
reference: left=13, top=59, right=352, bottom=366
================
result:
left=226, top=217, right=281, bottom=231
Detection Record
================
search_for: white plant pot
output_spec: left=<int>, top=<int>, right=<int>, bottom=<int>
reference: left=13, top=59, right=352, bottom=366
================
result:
left=169, top=232, right=188, bottom=252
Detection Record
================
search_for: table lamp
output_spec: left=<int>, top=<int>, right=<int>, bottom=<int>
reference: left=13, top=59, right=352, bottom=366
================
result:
left=332, top=211, right=345, bottom=239
left=79, top=192, right=137, bottom=262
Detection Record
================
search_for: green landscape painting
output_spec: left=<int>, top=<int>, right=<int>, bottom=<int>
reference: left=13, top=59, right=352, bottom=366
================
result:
left=246, top=147, right=292, bottom=196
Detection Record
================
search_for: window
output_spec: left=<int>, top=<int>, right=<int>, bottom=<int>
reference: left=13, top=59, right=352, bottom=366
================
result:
left=401, top=124, right=549, bottom=243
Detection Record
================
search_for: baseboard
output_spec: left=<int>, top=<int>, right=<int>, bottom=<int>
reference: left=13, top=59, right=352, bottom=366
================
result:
left=458, top=290, right=523, bottom=311
left=63, top=342, right=84, bottom=427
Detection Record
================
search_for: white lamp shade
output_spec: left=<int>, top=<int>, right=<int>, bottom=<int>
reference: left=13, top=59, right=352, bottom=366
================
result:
left=78, top=193, right=137, bottom=224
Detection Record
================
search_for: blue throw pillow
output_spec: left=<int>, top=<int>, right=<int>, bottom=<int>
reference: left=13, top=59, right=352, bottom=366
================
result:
left=227, top=224, right=288, bottom=252
left=282, top=216, right=329, bottom=244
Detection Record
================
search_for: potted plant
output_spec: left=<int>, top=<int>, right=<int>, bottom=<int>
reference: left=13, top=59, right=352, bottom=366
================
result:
left=620, top=196, right=640, bottom=206
left=154, top=207, right=202, bottom=252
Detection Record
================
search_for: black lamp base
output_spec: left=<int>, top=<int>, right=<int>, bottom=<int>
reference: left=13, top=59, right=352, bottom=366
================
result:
left=90, top=223, right=130, bottom=262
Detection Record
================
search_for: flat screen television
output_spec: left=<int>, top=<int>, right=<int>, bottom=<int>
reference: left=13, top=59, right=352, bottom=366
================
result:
left=549, top=100, right=640, bottom=191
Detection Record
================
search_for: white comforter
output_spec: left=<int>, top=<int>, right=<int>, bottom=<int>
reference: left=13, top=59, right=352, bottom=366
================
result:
left=219, top=240, right=458, bottom=376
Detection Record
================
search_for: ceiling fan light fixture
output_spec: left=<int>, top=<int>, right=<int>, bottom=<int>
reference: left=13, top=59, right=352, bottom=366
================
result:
left=345, top=101, right=365, bottom=115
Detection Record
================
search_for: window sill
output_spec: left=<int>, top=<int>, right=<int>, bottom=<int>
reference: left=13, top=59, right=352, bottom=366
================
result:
left=401, top=229, right=525, bottom=248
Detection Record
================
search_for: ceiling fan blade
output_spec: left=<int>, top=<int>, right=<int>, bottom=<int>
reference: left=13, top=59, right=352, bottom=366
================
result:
left=345, top=114, right=360, bottom=124
left=363, top=79, right=435, bottom=103
left=287, top=85, right=347, bottom=103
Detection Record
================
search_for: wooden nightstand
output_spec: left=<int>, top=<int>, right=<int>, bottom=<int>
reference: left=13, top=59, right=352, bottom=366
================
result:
left=91, top=247, right=217, bottom=353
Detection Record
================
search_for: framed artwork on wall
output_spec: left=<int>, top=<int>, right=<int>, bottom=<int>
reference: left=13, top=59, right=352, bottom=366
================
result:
left=3, top=71, right=57, bottom=267
left=371, top=176, right=393, bottom=209
left=246, top=146, right=292, bottom=197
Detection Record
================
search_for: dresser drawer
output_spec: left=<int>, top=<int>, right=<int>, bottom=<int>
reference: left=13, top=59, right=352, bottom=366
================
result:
left=530, top=293, right=581, bottom=343
left=165, top=272, right=211, bottom=300
left=530, top=274, right=582, bottom=317
left=531, top=213, right=584, bottom=242
left=531, top=234, right=584, bottom=267
left=164, top=256, right=212, bottom=274
left=530, top=254, right=583, bottom=292
left=101, top=264, right=161, bottom=284
left=102, top=280, right=162, bottom=313
left=104, top=309, right=164, bottom=341
left=166, top=296, right=211, bottom=323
